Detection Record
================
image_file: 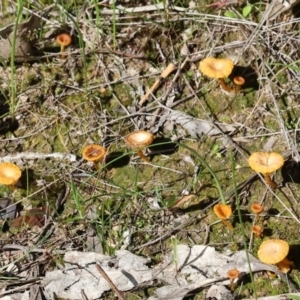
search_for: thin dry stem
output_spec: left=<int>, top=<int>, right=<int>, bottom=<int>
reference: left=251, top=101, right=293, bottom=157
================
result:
left=96, top=263, right=126, bottom=300
left=139, top=63, right=177, bottom=106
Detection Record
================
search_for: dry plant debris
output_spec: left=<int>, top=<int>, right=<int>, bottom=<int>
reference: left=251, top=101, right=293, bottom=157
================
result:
left=0, top=0, right=300, bottom=299
left=41, top=245, right=290, bottom=300
left=0, top=14, right=43, bottom=61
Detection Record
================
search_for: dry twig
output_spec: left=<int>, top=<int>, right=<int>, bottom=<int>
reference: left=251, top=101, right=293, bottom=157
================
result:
left=138, top=63, right=177, bottom=106
left=95, top=262, right=126, bottom=300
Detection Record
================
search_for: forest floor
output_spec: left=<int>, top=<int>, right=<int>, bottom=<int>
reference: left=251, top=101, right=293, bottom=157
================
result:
left=1, top=1, right=300, bottom=299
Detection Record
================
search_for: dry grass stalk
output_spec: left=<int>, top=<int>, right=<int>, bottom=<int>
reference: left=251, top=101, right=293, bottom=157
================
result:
left=138, top=63, right=177, bottom=106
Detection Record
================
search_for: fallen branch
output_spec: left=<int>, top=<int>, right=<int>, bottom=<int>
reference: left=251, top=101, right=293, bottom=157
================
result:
left=0, top=152, right=77, bottom=163
left=100, top=3, right=188, bottom=14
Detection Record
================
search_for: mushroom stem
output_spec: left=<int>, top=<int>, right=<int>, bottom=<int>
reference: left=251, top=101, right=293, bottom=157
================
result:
left=229, top=281, right=236, bottom=291
left=255, top=214, right=261, bottom=223
left=234, top=85, right=241, bottom=94
left=264, top=173, right=278, bottom=188
left=93, top=162, right=99, bottom=170
left=60, top=45, right=67, bottom=59
left=222, top=219, right=233, bottom=230
left=219, top=78, right=235, bottom=94
left=276, top=257, right=294, bottom=273
left=137, top=150, right=150, bottom=163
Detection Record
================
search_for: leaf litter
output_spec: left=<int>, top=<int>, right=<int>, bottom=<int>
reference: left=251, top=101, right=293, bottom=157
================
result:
left=0, top=14, right=43, bottom=61
left=37, top=244, right=294, bottom=300
left=1, top=1, right=300, bottom=299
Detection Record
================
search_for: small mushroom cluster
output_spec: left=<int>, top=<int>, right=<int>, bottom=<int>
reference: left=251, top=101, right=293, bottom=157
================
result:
left=199, top=57, right=245, bottom=94
left=213, top=150, right=294, bottom=278
left=226, top=238, right=294, bottom=291
left=247, top=152, right=285, bottom=238
left=213, top=151, right=285, bottom=240
left=250, top=202, right=264, bottom=238
left=82, top=130, right=155, bottom=170
left=213, top=201, right=266, bottom=236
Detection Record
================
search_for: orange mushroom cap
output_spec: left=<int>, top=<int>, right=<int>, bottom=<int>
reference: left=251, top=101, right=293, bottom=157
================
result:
left=233, top=76, right=245, bottom=86
left=250, top=203, right=264, bottom=214
left=0, top=162, right=22, bottom=186
left=125, top=130, right=154, bottom=149
left=252, top=225, right=263, bottom=237
left=199, top=57, right=234, bottom=79
left=248, top=152, right=284, bottom=174
left=82, top=144, right=106, bottom=162
left=56, top=33, right=72, bottom=47
left=257, top=239, right=289, bottom=265
left=213, top=203, right=232, bottom=220
left=227, top=269, right=240, bottom=280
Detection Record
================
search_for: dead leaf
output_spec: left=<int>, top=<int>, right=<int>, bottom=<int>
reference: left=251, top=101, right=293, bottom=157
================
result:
left=9, top=207, right=46, bottom=228
left=42, top=250, right=153, bottom=300
left=42, top=245, right=289, bottom=300
left=24, top=207, right=46, bottom=227
left=0, top=33, right=33, bottom=61
left=170, top=194, right=196, bottom=209
left=0, top=14, right=42, bottom=39
left=0, top=14, right=43, bottom=61
left=167, top=110, right=237, bottom=137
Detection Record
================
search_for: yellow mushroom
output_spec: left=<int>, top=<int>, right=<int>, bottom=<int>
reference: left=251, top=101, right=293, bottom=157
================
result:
left=199, top=57, right=234, bottom=94
left=248, top=152, right=284, bottom=188
left=257, top=239, right=293, bottom=273
left=213, top=203, right=233, bottom=230
left=233, top=76, right=245, bottom=92
left=227, top=268, right=239, bottom=290
left=82, top=144, right=106, bottom=170
left=125, top=130, right=154, bottom=162
left=250, top=203, right=264, bottom=216
left=233, top=76, right=245, bottom=86
left=251, top=225, right=263, bottom=238
left=250, top=203, right=264, bottom=222
left=0, top=162, right=22, bottom=187
left=56, top=33, right=72, bottom=57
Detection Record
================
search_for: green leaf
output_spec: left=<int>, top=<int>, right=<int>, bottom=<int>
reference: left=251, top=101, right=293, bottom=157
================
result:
left=242, top=5, right=253, bottom=18
left=224, top=11, right=237, bottom=19
left=212, top=144, right=219, bottom=153
left=287, top=296, right=300, bottom=300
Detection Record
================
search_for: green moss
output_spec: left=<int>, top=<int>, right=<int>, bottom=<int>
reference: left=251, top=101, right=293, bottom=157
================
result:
left=113, top=83, right=133, bottom=107
left=22, top=70, right=40, bottom=87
